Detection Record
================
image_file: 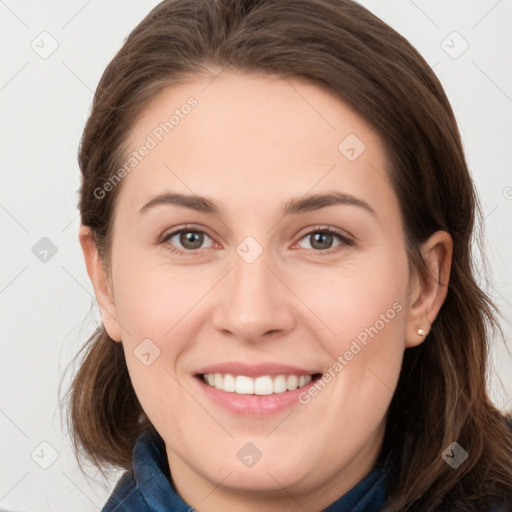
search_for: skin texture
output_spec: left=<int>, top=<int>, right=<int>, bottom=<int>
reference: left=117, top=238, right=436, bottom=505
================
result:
left=79, top=70, right=452, bottom=511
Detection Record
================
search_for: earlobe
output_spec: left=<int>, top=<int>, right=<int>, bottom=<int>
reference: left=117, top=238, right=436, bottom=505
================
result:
left=405, top=231, right=453, bottom=348
left=78, top=225, right=123, bottom=342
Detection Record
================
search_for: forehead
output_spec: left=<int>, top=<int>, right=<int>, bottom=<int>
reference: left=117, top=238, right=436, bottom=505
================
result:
left=117, top=70, right=398, bottom=222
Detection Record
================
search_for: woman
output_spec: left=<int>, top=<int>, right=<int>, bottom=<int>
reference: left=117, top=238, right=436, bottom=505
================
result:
left=68, top=0, right=512, bottom=510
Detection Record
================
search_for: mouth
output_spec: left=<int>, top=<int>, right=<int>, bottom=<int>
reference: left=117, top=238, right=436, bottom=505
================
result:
left=193, top=362, right=324, bottom=414
left=193, top=363, right=323, bottom=415
left=198, top=372, right=322, bottom=395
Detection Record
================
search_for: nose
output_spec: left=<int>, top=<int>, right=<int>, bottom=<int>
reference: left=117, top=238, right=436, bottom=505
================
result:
left=211, top=249, right=296, bottom=342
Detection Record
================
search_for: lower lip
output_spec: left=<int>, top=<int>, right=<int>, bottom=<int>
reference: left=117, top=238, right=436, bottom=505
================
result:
left=194, top=375, right=320, bottom=415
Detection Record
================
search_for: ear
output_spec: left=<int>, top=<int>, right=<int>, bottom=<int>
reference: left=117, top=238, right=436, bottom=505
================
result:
left=78, top=225, right=123, bottom=342
left=405, top=230, right=453, bottom=348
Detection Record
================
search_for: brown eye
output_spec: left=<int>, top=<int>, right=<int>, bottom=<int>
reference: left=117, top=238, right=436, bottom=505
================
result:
left=309, top=232, right=334, bottom=250
left=164, top=230, right=214, bottom=251
left=296, top=229, right=350, bottom=251
left=180, top=231, right=204, bottom=249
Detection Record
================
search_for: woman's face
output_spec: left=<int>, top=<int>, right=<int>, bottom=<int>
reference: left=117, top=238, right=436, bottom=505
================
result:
left=82, top=70, right=447, bottom=509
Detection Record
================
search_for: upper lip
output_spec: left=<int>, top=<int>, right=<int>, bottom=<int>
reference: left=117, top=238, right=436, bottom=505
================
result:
left=195, top=362, right=319, bottom=378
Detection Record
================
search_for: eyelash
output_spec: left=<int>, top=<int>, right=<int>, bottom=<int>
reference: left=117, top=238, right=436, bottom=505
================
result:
left=160, top=225, right=354, bottom=256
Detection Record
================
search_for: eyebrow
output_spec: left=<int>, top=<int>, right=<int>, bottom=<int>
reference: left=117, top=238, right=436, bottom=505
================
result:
left=282, top=192, right=376, bottom=217
left=139, top=193, right=221, bottom=216
left=138, top=191, right=376, bottom=217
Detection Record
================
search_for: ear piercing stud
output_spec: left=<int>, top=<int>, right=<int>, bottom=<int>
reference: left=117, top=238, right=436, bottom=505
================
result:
left=417, top=328, right=426, bottom=336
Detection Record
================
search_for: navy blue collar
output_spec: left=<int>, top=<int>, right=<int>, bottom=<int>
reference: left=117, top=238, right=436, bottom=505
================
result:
left=102, top=430, right=389, bottom=511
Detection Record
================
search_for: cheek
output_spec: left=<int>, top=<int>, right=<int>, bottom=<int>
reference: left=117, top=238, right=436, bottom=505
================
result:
left=293, top=253, right=409, bottom=352
left=292, top=250, right=409, bottom=411
left=113, top=258, right=211, bottom=342
left=114, top=266, right=202, bottom=432
left=111, top=260, right=219, bottom=418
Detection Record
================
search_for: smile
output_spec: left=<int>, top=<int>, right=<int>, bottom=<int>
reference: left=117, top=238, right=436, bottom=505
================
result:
left=201, top=373, right=318, bottom=395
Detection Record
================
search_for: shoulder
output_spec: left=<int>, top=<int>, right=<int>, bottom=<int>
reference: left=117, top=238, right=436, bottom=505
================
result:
left=101, top=470, right=150, bottom=512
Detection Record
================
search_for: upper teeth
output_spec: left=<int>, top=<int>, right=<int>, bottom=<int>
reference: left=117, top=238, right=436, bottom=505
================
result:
left=203, top=373, right=313, bottom=395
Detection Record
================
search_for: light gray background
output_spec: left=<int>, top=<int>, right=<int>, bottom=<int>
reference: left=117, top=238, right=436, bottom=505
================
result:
left=1, top=1, right=511, bottom=510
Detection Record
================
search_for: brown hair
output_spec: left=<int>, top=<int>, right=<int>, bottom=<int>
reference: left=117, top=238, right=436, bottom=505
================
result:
left=65, top=0, right=512, bottom=509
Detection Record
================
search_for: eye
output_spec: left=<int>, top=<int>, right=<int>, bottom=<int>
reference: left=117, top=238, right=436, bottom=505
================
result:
left=296, top=228, right=352, bottom=252
left=162, top=228, right=215, bottom=252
